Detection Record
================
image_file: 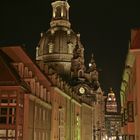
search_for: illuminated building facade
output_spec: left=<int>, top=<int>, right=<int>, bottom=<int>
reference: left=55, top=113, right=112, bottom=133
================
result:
left=106, top=88, right=117, bottom=113
left=105, top=88, right=121, bottom=139
left=0, top=47, right=52, bottom=140
left=0, top=0, right=106, bottom=140
left=36, top=0, right=106, bottom=139
left=120, top=28, right=140, bottom=140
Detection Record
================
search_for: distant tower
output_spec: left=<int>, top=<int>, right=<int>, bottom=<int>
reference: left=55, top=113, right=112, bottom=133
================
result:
left=106, top=88, right=117, bottom=113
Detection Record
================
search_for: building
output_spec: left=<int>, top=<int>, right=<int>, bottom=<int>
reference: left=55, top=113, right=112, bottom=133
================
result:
left=0, top=0, right=106, bottom=140
left=93, top=89, right=106, bottom=140
left=0, top=47, right=52, bottom=139
left=36, top=0, right=106, bottom=139
left=105, top=88, right=122, bottom=140
left=120, top=28, right=140, bottom=140
left=106, top=88, right=117, bottom=113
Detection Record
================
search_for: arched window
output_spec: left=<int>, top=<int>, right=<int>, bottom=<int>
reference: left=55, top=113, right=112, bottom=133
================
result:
left=68, top=42, right=73, bottom=54
left=61, top=6, right=67, bottom=18
left=55, top=6, right=61, bottom=18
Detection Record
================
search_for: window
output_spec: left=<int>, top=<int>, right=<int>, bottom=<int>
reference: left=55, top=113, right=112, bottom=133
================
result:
left=127, top=101, right=134, bottom=122
left=58, top=107, right=65, bottom=139
left=55, top=6, right=61, bottom=18
left=0, top=107, right=16, bottom=125
left=0, top=129, right=16, bottom=139
left=43, top=109, right=46, bottom=121
left=48, top=42, right=54, bottom=53
left=129, top=135, right=135, bottom=140
left=124, top=109, right=128, bottom=124
left=68, top=42, right=73, bottom=54
left=76, top=114, right=80, bottom=140
left=0, top=91, right=18, bottom=139
left=8, top=129, right=15, bottom=137
left=61, top=6, right=67, bottom=18
left=0, top=129, right=6, bottom=137
left=0, top=108, right=7, bottom=124
left=1, top=99, right=8, bottom=104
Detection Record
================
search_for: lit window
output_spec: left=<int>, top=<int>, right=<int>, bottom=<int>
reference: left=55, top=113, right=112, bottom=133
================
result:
left=48, top=42, right=54, bottom=53
left=68, top=42, right=73, bottom=54
left=0, top=129, right=6, bottom=137
left=8, top=129, right=15, bottom=137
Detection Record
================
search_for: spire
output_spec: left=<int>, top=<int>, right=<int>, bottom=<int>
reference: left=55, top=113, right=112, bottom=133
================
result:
left=50, top=0, right=71, bottom=28
left=109, top=87, right=113, bottom=93
left=88, top=53, right=96, bottom=69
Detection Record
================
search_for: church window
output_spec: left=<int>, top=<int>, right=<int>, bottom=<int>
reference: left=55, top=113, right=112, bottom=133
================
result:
left=48, top=42, right=54, bottom=53
left=68, top=42, right=73, bottom=54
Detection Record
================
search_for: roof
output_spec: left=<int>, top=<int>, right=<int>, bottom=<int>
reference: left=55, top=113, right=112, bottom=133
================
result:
left=0, top=50, right=21, bottom=86
left=0, top=46, right=52, bottom=88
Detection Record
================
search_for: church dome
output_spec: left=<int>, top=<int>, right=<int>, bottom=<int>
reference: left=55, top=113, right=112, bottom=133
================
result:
left=36, top=0, right=83, bottom=78
left=37, top=27, right=77, bottom=60
left=36, top=27, right=78, bottom=76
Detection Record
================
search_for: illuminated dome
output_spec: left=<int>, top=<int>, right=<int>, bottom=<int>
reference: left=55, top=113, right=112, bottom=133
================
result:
left=36, top=0, right=81, bottom=78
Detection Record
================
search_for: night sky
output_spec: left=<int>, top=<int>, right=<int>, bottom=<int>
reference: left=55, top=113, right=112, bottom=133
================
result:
left=0, top=0, right=140, bottom=97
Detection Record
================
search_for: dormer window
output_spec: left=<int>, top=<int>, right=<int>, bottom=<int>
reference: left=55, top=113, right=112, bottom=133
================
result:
left=48, top=42, right=54, bottom=53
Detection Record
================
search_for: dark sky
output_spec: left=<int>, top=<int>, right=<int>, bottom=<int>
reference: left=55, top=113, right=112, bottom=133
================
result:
left=0, top=0, right=140, bottom=96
